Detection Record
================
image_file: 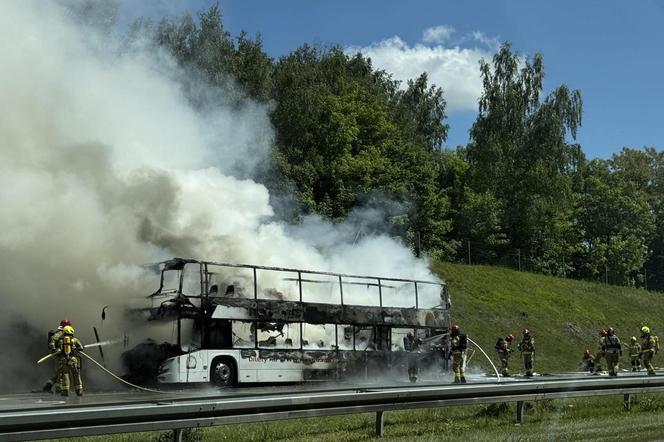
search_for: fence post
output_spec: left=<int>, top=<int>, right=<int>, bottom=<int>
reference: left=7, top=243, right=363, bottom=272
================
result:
left=516, top=401, right=525, bottom=423
left=375, top=411, right=385, bottom=437
left=467, top=240, right=471, bottom=265
left=624, top=394, right=632, bottom=411
left=173, top=428, right=184, bottom=442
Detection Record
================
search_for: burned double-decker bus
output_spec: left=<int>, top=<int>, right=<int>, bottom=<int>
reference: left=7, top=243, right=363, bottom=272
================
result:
left=135, top=258, right=451, bottom=386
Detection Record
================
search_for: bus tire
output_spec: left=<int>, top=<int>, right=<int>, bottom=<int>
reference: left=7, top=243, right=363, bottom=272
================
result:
left=210, top=357, right=237, bottom=387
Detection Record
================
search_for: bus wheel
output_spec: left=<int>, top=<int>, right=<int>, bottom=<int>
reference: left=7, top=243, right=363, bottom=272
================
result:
left=211, top=358, right=236, bottom=387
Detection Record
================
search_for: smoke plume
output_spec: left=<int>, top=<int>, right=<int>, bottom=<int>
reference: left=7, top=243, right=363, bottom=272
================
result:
left=0, top=1, right=439, bottom=391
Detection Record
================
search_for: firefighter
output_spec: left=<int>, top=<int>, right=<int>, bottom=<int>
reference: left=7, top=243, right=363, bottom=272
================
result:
left=640, top=326, right=657, bottom=376
left=43, top=319, right=71, bottom=392
left=449, top=324, right=467, bottom=383
left=628, top=336, right=642, bottom=372
left=403, top=331, right=422, bottom=382
left=55, top=325, right=84, bottom=396
left=495, top=333, right=514, bottom=376
left=595, top=328, right=607, bottom=372
left=581, top=349, right=596, bottom=373
left=604, top=327, right=622, bottom=376
left=517, top=328, right=535, bottom=376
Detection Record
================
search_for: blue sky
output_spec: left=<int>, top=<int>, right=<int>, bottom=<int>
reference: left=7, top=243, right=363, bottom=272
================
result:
left=118, top=1, right=664, bottom=159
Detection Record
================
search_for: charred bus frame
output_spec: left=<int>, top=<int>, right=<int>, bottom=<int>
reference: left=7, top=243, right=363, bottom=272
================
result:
left=140, top=258, right=451, bottom=385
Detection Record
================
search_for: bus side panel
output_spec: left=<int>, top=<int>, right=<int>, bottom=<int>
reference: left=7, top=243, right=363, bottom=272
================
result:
left=256, top=369, right=303, bottom=382
left=237, top=349, right=334, bottom=383
left=237, top=356, right=258, bottom=383
left=159, top=352, right=208, bottom=383
left=182, top=352, right=208, bottom=383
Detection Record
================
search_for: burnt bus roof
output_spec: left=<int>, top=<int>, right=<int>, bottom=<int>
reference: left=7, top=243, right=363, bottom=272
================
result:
left=158, top=257, right=446, bottom=287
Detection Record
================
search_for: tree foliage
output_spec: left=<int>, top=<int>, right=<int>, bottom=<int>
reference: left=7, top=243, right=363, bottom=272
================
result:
left=134, top=6, right=664, bottom=289
left=467, top=43, right=584, bottom=274
left=577, top=158, right=655, bottom=285
left=271, top=46, right=454, bottom=258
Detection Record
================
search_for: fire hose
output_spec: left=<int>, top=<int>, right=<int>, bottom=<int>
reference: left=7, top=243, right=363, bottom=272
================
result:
left=36, top=350, right=166, bottom=394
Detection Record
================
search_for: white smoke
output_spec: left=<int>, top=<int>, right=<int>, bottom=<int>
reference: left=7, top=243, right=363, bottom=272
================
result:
left=0, top=1, right=439, bottom=391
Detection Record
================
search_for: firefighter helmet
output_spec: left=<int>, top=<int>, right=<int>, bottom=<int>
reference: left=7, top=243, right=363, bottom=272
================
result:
left=584, top=349, right=591, bottom=357
left=642, top=326, right=651, bottom=334
left=60, top=319, right=71, bottom=327
left=608, top=327, right=615, bottom=335
left=523, top=328, right=530, bottom=336
left=599, top=328, right=607, bottom=337
left=63, top=325, right=75, bottom=335
left=631, top=336, right=637, bottom=343
left=506, top=334, right=514, bottom=342
left=450, top=324, right=460, bottom=334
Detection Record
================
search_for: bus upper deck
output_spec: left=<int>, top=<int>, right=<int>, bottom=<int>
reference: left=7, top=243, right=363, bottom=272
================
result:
left=144, top=257, right=451, bottom=328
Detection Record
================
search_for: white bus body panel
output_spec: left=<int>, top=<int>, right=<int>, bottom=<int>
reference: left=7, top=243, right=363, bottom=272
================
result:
left=158, top=349, right=332, bottom=384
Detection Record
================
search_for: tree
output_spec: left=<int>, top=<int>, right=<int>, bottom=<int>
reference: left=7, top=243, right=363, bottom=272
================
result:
left=140, top=5, right=273, bottom=105
left=271, top=46, right=455, bottom=258
left=467, top=43, right=583, bottom=273
left=232, top=32, right=273, bottom=102
left=577, top=159, right=655, bottom=285
left=609, top=147, right=664, bottom=289
left=396, top=73, right=448, bottom=151
left=456, top=188, right=508, bottom=263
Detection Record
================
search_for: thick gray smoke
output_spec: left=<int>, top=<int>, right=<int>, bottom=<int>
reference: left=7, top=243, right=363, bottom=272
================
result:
left=0, top=1, right=438, bottom=391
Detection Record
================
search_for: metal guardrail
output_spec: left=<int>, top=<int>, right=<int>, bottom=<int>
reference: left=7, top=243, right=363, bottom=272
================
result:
left=2, top=377, right=664, bottom=440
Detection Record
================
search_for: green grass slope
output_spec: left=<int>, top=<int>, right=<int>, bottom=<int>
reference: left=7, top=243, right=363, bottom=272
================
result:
left=433, top=262, right=664, bottom=373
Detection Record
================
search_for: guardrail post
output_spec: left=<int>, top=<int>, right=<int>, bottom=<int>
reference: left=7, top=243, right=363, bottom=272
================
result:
left=375, top=411, right=385, bottom=437
left=173, top=428, right=184, bottom=442
left=516, top=401, right=525, bottom=423
left=624, top=393, right=632, bottom=411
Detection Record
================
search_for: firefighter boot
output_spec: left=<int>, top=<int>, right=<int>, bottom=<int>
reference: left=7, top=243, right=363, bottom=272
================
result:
left=76, top=387, right=83, bottom=397
left=42, top=381, right=54, bottom=392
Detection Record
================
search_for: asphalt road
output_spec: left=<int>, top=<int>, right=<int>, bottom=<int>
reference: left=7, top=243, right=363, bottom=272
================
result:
left=0, top=368, right=660, bottom=412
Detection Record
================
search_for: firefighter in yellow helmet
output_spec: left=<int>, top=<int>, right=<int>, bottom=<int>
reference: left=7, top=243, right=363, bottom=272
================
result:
left=628, top=336, right=642, bottom=372
left=449, top=324, right=467, bottom=383
left=640, top=326, right=657, bottom=376
left=604, top=327, right=622, bottom=376
left=56, top=325, right=84, bottom=396
left=43, top=319, right=71, bottom=393
left=517, top=328, right=535, bottom=376
left=495, top=333, right=514, bottom=376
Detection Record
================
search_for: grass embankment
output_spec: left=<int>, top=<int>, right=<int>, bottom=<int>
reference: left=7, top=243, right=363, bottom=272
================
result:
left=55, top=263, right=664, bottom=441
left=434, top=262, right=664, bottom=373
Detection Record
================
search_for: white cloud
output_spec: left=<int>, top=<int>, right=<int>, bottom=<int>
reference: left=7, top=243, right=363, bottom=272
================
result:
left=347, top=30, right=497, bottom=113
left=422, top=25, right=455, bottom=44
left=472, top=31, right=500, bottom=51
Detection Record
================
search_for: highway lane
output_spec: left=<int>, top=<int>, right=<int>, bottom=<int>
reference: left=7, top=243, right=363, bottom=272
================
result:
left=0, top=369, right=661, bottom=412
